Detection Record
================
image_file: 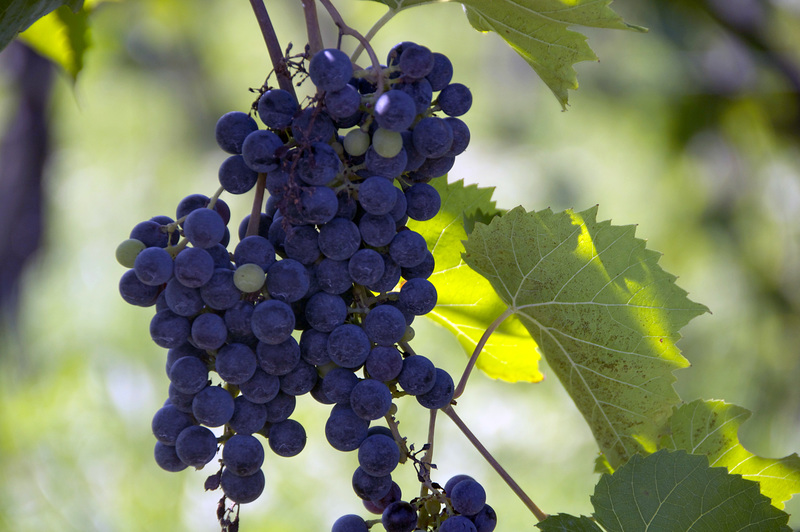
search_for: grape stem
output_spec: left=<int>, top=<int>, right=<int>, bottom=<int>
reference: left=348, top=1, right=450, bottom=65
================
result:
left=351, top=7, right=399, bottom=64
left=245, top=173, right=267, bottom=238
left=453, top=307, right=515, bottom=399
left=419, top=409, right=438, bottom=499
left=301, top=0, right=325, bottom=56
left=249, top=0, right=296, bottom=98
left=442, top=405, right=548, bottom=522
left=316, top=0, right=386, bottom=102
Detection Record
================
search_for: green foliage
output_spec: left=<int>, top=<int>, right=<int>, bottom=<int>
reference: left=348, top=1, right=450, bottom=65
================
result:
left=462, top=206, right=709, bottom=468
left=18, top=4, right=90, bottom=78
left=661, top=399, right=800, bottom=509
left=364, top=0, right=645, bottom=108
left=407, top=179, right=543, bottom=383
left=540, top=450, right=792, bottom=531
left=0, top=0, right=83, bottom=52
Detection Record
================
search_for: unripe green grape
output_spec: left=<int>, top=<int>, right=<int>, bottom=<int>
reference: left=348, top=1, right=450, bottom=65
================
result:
left=372, top=128, right=403, bottom=158
left=402, top=325, right=415, bottom=343
left=344, top=129, right=370, bottom=156
left=233, top=263, right=266, bottom=292
left=116, top=238, right=146, bottom=268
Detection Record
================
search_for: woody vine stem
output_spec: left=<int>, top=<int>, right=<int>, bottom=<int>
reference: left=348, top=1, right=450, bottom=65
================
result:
left=249, top=0, right=548, bottom=523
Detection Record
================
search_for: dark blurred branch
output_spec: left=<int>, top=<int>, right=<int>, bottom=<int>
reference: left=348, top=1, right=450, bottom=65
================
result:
left=249, top=0, right=296, bottom=98
left=0, top=42, right=54, bottom=320
left=700, top=0, right=800, bottom=94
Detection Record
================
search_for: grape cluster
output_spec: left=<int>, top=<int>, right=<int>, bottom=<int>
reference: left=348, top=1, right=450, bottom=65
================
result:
left=117, top=41, right=484, bottom=530
left=334, top=474, right=496, bottom=532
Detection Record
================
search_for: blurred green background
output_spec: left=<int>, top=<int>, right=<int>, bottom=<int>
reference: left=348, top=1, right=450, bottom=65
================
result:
left=1, top=0, right=799, bottom=530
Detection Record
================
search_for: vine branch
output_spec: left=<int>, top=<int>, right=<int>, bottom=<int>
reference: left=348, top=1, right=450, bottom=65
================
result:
left=249, top=0, right=296, bottom=98
left=442, top=405, right=548, bottom=522
left=454, top=307, right=515, bottom=399
left=301, top=0, right=325, bottom=56
left=317, top=0, right=386, bottom=101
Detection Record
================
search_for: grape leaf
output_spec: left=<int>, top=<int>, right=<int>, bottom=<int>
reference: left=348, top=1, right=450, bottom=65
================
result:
left=591, top=449, right=791, bottom=531
left=362, top=0, right=645, bottom=109
left=461, top=0, right=645, bottom=109
left=661, top=399, right=800, bottom=509
left=0, top=0, right=83, bottom=52
left=462, top=206, right=709, bottom=468
left=406, top=179, right=543, bottom=383
left=537, top=514, right=604, bottom=531
left=18, top=4, right=89, bottom=78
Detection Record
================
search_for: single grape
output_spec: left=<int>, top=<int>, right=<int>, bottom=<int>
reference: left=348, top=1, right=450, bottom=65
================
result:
left=296, top=141, right=343, bottom=186
left=257, top=89, right=298, bottom=130
left=192, top=385, right=235, bottom=427
left=444, top=117, right=470, bottom=156
left=398, top=44, right=435, bottom=79
left=291, top=106, right=335, bottom=144
left=268, top=419, right=307, bottom=457
left=169, top=355, right=209, bottom=395
left=364, top=146, right=408, bottom=179
left=358, top=176, right=397, bottom=215
left=324, top=84, right=362, bottom=119
left=134, top=246, right=174, bottom=286
left=129, top=219, right=169, bottom=248
left=264, top=391, right=297, bottom=423
left=242, top=129, right=283, bottom=173
left=344, top=128, right=370, bottom=157
left=191, top=312, right=227, bottom=350
left=116, top=238, right=146, bottom=268
left=450, top=479, right=486, bottom=516
left=394, top=78, right=433, bottom=116
left=239, top=367, right=281, bottom=404
left=374, top=90, right=416, bottom=132
left=256, top=336, right=301, bottom=376
left=325, top=404, right=369, bottom=451
left=299, top=328, right=332, bottom=366
left=416, top=368, right=454, bottom=409
left=412, top=116, right=453, bottom=159
left=348, top=249, right=386, bottom=287
left=321, top=367, right=360, bottom=405
left=200, top=268, right=241, bottom=310
left=154, top=441, right=189, bottom=472
left=439, top=516, right=478, bottom=532
left=151, top=403, right=195, bottom=445
left=309, top=48, right=353, bottom=92
left=397, top=355, right=437, bottom=395
left=358, top=213, right=396, bottom=247
left=332, top=514, right=369, bottom=532
left=363, top=304, right=406, bottom=346
left=284, top=225, right=322, bottom=265
left=372, top=128, right=403, bottom=158
left=228, top=396, right=268, bottom=435
left=222, top=434, right=265, bottom=477
left=399, top=277, right=438, bottom=315
left=173, top=247, right=215, bottom=288
left=215, top=111, right=258, bottom=154
left=352, top=466, right=393, bottom=501
left=119, top=269, right=160, bottom=307
left=305, top=292, right=347, bottom=332
left=365, top=346, right=404, bottom=382
left=252, top=299, right=296, bottom=345
left=175, top=425, right=218, bottom=469
left=350, top=379, right=393, bottom=421
left=220, top=468, right=265, bottom=504
left=470, top=504, right=497, bottom=532
left=327, top=324, right=371, bottom=368
left=265, top=259, right=310, bottom=303
left=381, top=501, right=417, bottom=532
left=426, top=52, right=453, bottom=91
left=184, top=208, right=226, bottom=249
left=164, top=279, right=204, bottom=317
left=215, top=343, right=257, bottom=385
left=389, top=229, right=428, bottom=268
left=316, top=258, right=353, bottom=295
left=219, top=154, right=259, bottom=194
left=150, top=309, right=191, bottom=349
left=438, top=83, right=472, bottom=117
left=233, top=262, right=266, bottom=293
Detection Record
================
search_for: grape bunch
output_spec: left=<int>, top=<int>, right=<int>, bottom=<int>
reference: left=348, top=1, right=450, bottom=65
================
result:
left=334, top=474, right=497, bottom=532
left=116, top=40, right=488, bottom=531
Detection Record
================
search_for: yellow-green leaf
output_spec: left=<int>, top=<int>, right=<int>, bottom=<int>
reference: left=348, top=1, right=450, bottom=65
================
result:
left=661, top=399, right=800, bottom=509
left=0, top=0, right=82, bottom=52
left=407, top=179, right=543, bottom=383
left=18, top=4, right=89, bottom=78
left=462, top=206, right=708, bottom=467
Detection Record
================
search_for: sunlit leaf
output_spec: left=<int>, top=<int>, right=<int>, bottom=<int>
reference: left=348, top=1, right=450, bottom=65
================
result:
left=18, top=4, right=89, bottom=78
left=407, top=179, right=543, bottom=383
left=0, top=0, right=83, bottom=52
left=537, top=514, right=604, bottom=531
left=661, top=399, right=800, bottom=509
left=592, top=449, right=791, bottom=531
left=462, top=206, right=708, bottom=467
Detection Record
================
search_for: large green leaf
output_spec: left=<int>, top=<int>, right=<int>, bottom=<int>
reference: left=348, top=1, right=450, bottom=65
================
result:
left=363, top=0, right=645, bottom=109
left=462, top=206, right=708, bottom=467
left=661, top=399, right=800, bottom=509
left=18, top=4, right=89, bottom=78
left=407, top=179, right=543, bottom=383
left=0, top=0, right=82, bottom=52
left=591, top=450, right=791, bottom=531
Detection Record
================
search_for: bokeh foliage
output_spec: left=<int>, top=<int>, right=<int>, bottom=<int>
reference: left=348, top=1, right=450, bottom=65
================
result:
left=0, top=0, right=799, bottom=530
